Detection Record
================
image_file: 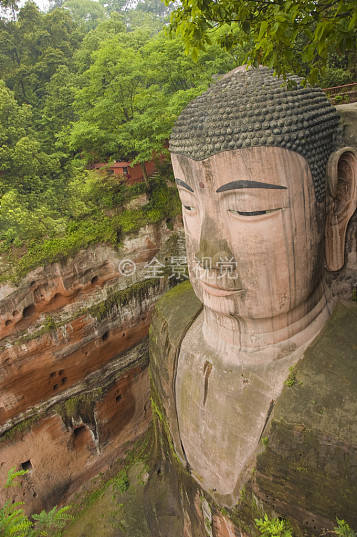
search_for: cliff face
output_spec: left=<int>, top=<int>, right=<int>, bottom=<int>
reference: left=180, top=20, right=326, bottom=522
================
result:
left=0, top=218, right=185, bottom=512
left=149, top=285, right=357, bottom=537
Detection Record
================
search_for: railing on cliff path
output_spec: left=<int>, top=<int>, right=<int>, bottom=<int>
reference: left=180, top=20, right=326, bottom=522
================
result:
left=323, top=82, right=357, bottom=105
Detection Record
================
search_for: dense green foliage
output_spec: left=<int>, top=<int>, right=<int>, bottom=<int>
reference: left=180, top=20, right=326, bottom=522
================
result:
left=1, top=176, right=181, bottom=283
left=254, top=515, right=356, bottom=537
left=255, top=515, right=292, bottom=537
left=69, top=18, right=239, bottom=165
left=0, top=0, right=240, bottom=282
left=166, top=0, right=357, bottom=85
left=0, top=0, right=354, bottom=283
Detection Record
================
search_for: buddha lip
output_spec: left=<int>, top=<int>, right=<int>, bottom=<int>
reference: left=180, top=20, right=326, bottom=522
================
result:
left=200, top=281, right=242, bottom=297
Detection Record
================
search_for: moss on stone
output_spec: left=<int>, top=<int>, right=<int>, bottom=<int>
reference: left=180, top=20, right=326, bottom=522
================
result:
left=153, top=280, right=202, bottom=348
left=150, top=397, right=163, bottom=423
left=88, top=278, right=160, bottom=321
left=62, top=428, right=154, bottom=537
left=243, top=301, right=357, bottom=533
left=149, top=380, right=182, bottom=466
left=148, top=281, right=357, bottom=535
left=0, top=415, right=40, bottom=444
left=16, top=315, right=58, bottom=345
left=54, top=389, right=105, bottom=428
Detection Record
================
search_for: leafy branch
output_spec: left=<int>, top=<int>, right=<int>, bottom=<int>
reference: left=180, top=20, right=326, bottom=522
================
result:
left=0, top=468, right=73, bottom=537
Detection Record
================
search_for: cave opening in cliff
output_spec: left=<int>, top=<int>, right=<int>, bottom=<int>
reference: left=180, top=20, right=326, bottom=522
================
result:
left=72, top=425, right=91, bottom=450
left=102, top=331, right=109, bottom=342
left=23, top=304, right=36, bottom=318
left=73, top=426, right=86, bottom=438
left=21, top=460, right=32, bottom=471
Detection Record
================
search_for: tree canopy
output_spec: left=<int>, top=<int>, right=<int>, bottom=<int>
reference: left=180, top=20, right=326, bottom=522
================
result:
left=166, top=0, right=357, bottom=84
left=0, top=0, right=355, bottom=281
left=69, top=25, right=238, bottom=164
left=0, top=0, right=240, bottom=277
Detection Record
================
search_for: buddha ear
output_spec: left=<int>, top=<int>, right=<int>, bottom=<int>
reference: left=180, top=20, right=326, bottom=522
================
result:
left=325, top=147, right=357, bottom=271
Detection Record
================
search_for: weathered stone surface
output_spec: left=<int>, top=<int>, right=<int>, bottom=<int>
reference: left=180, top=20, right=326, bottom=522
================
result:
left=149, top=283, right=357, bottom=535
left=173, top=147, right=334, bottom=349
left=165, top=65, right=357, bottom=521
left=325, top=209, right=357, bottom=300
left=0, top=221, right=185, bottom=512
left=249, top=300, right=357, bottom=532
left=150, top=279, right=202, bottom=463
left=336, top=103, right=357, bottom=149
left=176, top=312, right=302, bottom=507
left=171, top=142, right=345, bottom=505
left=144, top=68, right=357, bottom=536
left=0, top=360, right=150, bottom=513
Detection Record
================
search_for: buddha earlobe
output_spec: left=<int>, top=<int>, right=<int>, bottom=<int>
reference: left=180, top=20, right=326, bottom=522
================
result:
left=325, top=147, right=357, bottom=271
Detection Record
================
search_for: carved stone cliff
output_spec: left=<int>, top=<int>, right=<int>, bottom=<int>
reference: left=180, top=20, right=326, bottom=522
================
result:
left=0, top=218, right=185, bottom=513
left=147, top=72, right=357, bottom=537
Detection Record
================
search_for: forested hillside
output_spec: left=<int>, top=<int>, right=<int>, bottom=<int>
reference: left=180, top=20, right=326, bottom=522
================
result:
left=0, top=0, right=354, bottom=284
left=0, top=0, right=242, bottom=282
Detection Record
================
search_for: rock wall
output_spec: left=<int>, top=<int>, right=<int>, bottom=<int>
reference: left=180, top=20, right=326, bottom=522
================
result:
left=149, top=282, right=357, bottom=537
left=144, top=102, right=357, bottom=537
left=336, top=103, right=357, bottom=149
left=0, top=218, right=185, bottom=512
left=327, top=103, right=357, bottom=301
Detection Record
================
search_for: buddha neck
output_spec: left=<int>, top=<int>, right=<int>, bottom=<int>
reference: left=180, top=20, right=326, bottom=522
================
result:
left=201, top=280, right=333, bottom=359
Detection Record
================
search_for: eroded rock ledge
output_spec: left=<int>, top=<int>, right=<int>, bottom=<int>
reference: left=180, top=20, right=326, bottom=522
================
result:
left=0, top=220, right=185, bottom=512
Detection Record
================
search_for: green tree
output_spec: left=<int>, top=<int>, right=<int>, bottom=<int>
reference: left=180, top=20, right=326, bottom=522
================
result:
left=0, top=2, right=83, bottom=107
left=334, top=519, right=357, bottom=537
left=0, top=80, right=71, bottom=246
left=166, top=0, right=357, bottom=84
left=39, top=64, right=77, bottom=151
left=124, top=9, right=166, bottom=35
left=136, top=0, right=172, bottom=18
left=0, top=0, right=17, bottom=8
left=70, top=36, right=146, bottom=161
left=143, top=29, right=240, bottom=95
left=255, top=514, right=292, bottom=537
left=70, top=26, right=239, bottom=173
left=73, top=12, right=126, bottom=74
left=0, top=80, right=60, bottom=195
left=114, top=88, right=174, bottom=187
left=63, top=0, right=106, bottom=31
left=99, top=0, right=127, bottom=17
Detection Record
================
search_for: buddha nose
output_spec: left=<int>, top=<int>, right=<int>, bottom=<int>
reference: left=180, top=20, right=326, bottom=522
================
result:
left=196, top=216, right=234, bottom=269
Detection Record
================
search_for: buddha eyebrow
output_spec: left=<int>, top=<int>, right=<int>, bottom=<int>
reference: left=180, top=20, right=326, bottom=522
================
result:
left=216, top=180, right=287, bottom=192
left=175, top=178, right=194, bottom=192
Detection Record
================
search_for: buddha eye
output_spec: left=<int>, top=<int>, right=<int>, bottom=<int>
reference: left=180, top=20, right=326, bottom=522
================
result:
left=229, top=209, right=281, bottom=217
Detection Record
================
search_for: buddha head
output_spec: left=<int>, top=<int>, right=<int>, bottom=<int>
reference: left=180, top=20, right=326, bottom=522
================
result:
left=170, top=67, right=357, bottom=346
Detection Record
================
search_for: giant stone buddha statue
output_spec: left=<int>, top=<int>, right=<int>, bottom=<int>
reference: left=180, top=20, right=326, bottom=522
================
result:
left=148, top=66, right=357, bottom=531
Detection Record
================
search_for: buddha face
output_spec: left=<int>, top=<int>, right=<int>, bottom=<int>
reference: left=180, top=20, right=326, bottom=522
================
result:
left=172, top=146, right=325, bottom=320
